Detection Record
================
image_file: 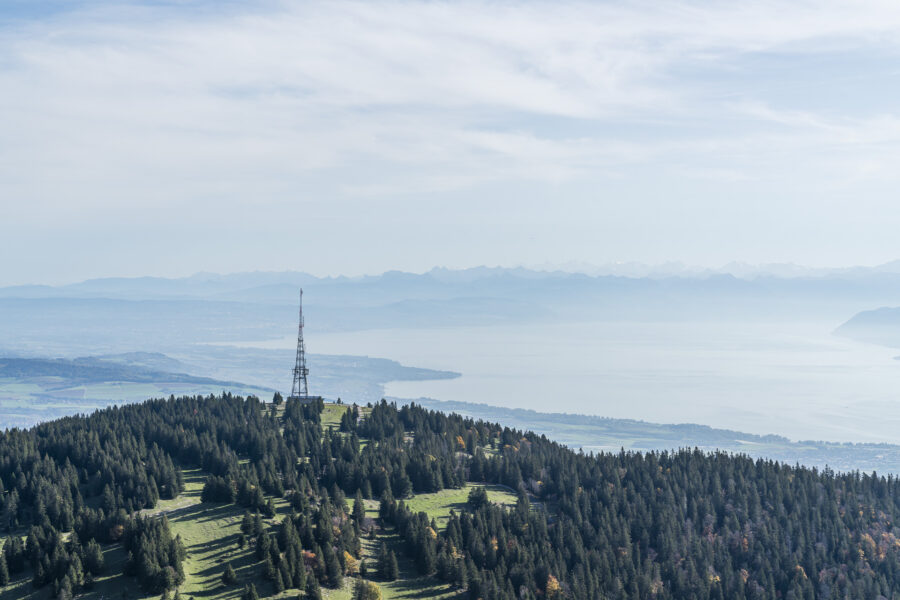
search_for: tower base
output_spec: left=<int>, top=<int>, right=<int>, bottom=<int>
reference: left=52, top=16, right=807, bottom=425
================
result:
left=287, top=395, right=322, bottom=404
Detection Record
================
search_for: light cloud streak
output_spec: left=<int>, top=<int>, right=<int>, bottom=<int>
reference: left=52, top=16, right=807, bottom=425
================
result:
left=4, top=0, right=900, bottom=282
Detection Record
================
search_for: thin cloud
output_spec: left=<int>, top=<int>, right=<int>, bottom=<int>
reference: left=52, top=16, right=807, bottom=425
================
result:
left=5, top=1, right=900, bottom=281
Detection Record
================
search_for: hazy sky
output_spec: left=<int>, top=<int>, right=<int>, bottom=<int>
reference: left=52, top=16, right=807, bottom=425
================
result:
left=4, top=0, right=900, bottom=284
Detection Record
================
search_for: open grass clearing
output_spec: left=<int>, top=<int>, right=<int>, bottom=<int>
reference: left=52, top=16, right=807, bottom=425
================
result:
left=402, top=484, right=517, bottom=529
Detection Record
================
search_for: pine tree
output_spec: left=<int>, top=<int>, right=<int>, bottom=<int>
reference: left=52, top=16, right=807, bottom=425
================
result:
left=388, top=552, right=399, bottom=581
left=264, top=555, right=276, bottom=580
left=324, top=545, right=343, bottom=588
left=273, top=569, right=285, bottom=593
left=242, top=583, right=259, bottom=600
left=222, top=564, right=237, bottom=586
left=293, top=564, right=307, bottom=592
left=85, top=539, right=105, bottom=575
left=279, top=561, right=293, bottom=589
left=455, top=559, right=467, bottom=590
left=256, top=533, right=270, bottom=561
left=377, top=543, right=390, bottom=580
left=467, top=486, right=489, bottom=511
left=240, top=512, right=254, bottom=536
left=306, top=575, right=322, bottom=600
left=353, top=490, right=365, bottom=524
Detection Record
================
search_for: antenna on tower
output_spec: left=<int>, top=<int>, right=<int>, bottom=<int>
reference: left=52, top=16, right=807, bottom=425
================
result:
left=289, top=289, right=311, bottom=400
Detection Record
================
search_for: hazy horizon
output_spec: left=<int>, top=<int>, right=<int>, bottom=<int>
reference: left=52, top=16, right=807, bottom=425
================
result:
left=6, top=0, right=900, bottom=454
left=7, top=1, right=900, bottom=285
left=12, top=258, right=900, bottom=288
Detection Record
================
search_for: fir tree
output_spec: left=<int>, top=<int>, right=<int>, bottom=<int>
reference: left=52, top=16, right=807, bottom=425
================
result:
left=241, top=583, right=259, bottom=600
left=353, top=490, right=365, bottom=524
left=222, top=564, right=237, bottom=586
left=306, top=575, right=322, bottom=600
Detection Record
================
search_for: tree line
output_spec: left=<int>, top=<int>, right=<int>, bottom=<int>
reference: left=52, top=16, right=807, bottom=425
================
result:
left=3, top=391, right=900, bottom=599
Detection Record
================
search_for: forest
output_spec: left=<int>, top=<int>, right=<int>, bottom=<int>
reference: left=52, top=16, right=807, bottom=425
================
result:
left=0, top=393, right=898, bottom=599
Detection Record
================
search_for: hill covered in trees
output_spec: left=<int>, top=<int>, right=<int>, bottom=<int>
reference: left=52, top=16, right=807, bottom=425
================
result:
left=407, top=397, right=900, bottom=475
left=0, top=394, right=898, bottom=600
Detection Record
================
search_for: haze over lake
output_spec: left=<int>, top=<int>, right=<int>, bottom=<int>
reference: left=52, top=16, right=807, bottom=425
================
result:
left=240, top=320, right=900, bottom=444
left=7, top=266, right=900, bottom=444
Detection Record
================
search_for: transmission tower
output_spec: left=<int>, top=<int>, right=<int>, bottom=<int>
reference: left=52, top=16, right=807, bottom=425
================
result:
left=289, top=289, right=310, bottom=400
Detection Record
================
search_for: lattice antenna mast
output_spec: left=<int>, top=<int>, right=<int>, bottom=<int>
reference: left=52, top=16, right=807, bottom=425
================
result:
left=290, top=289, right=309, bottom=399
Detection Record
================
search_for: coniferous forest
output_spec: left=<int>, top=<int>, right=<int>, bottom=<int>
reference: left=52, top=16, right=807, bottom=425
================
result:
left=0, top=394, right=899, bottom=599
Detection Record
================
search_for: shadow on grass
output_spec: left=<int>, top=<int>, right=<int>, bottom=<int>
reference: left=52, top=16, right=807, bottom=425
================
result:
left=359, top=528, right=457, bottom=600
left=188, top=533, right=238, bottom=554
left=384, top=576, right=460, bottom=599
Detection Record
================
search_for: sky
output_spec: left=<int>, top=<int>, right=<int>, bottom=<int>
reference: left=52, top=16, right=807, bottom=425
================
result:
left=4, top=0, right=900, bottom=285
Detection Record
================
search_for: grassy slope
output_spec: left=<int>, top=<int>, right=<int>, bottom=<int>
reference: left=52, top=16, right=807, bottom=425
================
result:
left=0, top=401, right=516, bottom=600
left=321, top=402, right=350, bottom=430
left=404, top=485, right=516, bottom=530
left=320, top=403, right=516, bottom=600
left=0, top=469, right=289, bottom=600
left=323, top=482, right=516, bottom=600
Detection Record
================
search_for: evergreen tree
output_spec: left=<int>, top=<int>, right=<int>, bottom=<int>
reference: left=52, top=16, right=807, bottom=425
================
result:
left=353, top=490, right=365, bottom=524
left=240, top=513, right=254, bottom=536
left=84, top=539, right=105, bottom=575
left=387, top=552, right=399, bottom=581
left=241, top=583, right=259, bottom=600
left=273, top=569, right=284, bottom=594
left=306, top=575, right=322, bottom=600
left=352, top=578, right=382, bottom=600
left=222, top=564, right=237, bottom=586
left=467, top=486, right=489, bottom=511
left=323, top=545, right=343, bottom=588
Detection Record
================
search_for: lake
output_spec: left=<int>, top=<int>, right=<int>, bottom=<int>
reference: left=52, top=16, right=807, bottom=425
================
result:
left=241, top=320, right=900, bottom=444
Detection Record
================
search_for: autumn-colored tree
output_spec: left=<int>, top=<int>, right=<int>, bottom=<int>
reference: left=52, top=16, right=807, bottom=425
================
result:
left=344, top=551, right=360, bottom=576
left=352, top=579, right=382, bottom=600
left=546, top=575, right=561, bottom=599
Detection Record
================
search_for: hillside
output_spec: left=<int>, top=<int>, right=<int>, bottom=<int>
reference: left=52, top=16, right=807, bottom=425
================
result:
left=0, top=395, right=897, bottom=599
left=406, top=398, right=900, bottom=474
left=835, top=306, right=900, bottom=348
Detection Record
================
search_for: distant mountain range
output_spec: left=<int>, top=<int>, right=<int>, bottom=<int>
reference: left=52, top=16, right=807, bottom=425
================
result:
left=534, top=259, right=900, bottom=280
left=11, top=261, right=900, bottom=301
left=5, top=264, right=900, bottom=326
left=15, top=260, right=900, bottom=292
left=4, top=265, right=900, bottom=360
